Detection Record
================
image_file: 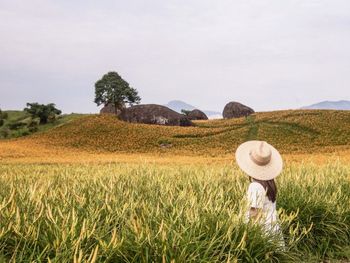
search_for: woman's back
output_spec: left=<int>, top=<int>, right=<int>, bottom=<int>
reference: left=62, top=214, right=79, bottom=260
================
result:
left=246, top=181, right=280, bottom=233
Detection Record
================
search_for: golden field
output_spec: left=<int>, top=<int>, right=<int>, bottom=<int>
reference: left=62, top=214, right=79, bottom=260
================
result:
left=0, top=138, right=350, bottom=165
left=0, top=109, right=349, bottom=262
left=0, top=109, right=349, bottom=164
left=0, top=162, right=349, bottom=262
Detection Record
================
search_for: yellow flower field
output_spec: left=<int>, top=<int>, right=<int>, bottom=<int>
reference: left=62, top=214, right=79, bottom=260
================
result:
left=1, top=110, right=349, bottom=159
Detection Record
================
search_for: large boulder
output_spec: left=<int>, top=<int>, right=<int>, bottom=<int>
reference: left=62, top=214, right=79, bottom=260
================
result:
left=223, top=101, right=254, bottom=119
left=188, top=109, right=208, bottom=120
left=119, top=104, right=193, bottom=126
left=100, top=103, right=123, bottom=115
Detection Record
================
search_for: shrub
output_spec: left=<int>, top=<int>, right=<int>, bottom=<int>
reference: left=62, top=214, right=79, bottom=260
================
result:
left=24, top=103, right=62, bottom=124
left=28, top=119, right=40, bottom=127
left=8, top=121, right=27, bottom=130
left=0, top=108, right=6, bottom=127
left=27, top=119, right=40, bottom=133
left=0, top=128, right=10, bottom=138
left=1, top=111, right=8, bottom=119
left=179, top=117, right=192, bottom=126
left=28, top=125, right=39, bottom=133
left=20, top=130, right=30, bottom=136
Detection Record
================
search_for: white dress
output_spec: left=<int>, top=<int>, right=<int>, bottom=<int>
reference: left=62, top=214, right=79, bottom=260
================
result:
left=245, top=181, right=283, bottom=237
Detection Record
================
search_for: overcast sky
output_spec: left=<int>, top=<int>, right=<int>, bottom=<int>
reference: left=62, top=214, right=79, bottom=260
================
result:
left=0, top=0, right=349, bottom=113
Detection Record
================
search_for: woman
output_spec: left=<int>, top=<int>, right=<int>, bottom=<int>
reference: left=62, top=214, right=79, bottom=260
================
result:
left=235, top=140, right=284, bottom=243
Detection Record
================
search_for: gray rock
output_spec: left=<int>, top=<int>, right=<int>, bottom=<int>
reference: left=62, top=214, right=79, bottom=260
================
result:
left=119, top=104, right=193, bottom=126
left=188, top=109, right=208, bottom=120
left=223, top=101, right=254, bottom=119
left=100, top=103, right=123, bottom=115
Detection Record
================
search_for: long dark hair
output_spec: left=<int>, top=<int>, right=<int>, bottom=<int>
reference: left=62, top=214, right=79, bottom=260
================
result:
left=251, top=178, right=277, bottom=203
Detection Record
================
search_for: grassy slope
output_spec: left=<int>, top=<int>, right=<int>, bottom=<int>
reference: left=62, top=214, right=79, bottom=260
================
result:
left=15, top=109, right=350, bottom=155
left=0, top=110, right=89, bottom=139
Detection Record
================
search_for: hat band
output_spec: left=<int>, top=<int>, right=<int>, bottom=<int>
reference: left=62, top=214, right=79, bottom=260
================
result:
left=249, top=150, right=271, bottom=166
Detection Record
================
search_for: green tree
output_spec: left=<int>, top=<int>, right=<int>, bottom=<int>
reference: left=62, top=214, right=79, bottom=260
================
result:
left=24, top=103, right=62, bottom=124
left=94, top=71, right=141, bottom=112
left=181, top=109, right=191, bottom=116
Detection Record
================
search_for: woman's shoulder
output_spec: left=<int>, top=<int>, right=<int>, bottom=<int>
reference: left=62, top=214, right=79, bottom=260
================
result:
left=248, top=181, right=266, bottom=192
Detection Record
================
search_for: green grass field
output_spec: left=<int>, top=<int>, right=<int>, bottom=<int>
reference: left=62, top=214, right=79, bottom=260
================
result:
left=0, top=162, right=349, bottom=262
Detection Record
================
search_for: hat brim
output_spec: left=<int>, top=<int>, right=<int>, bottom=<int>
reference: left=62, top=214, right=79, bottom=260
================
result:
left=235, top=141, right=283, bottom=180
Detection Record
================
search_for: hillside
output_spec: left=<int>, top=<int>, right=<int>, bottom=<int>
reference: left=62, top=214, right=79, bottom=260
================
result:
left=4, top=109, right=348, bottom=156
left=0, top=110, right=88, bottom=139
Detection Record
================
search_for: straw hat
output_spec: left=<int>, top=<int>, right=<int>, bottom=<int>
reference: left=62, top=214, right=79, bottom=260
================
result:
left=235, top=140, right=283, bottom=180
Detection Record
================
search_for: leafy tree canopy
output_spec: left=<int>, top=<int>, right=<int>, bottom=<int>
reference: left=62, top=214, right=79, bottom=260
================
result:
left=181, top=109, right=191, bottom=116
left=24, top=103, right=62, bottom=124
left=94, top=71, right=141, bottom=111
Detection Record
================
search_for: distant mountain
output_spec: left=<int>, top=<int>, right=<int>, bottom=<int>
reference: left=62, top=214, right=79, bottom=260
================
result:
left=165, top=100, right=196, bottom=112
left=164, top=100, right=222, bottom=119
left=301, top=100, right=350, bottom=110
